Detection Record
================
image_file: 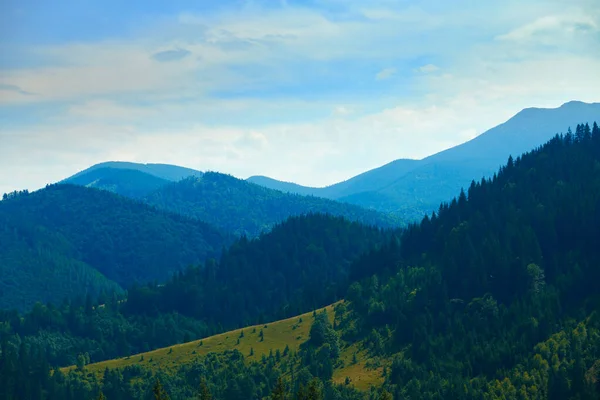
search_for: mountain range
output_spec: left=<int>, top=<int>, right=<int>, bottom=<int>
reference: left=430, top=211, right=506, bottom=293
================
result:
left=64, top=169, right=398, bottom=237
left=3, top=120, right=599, bottom=399
left=2, top=101, right=596, bottom=312
left=61, top=101, right=600, bottom=223
left=249, top=101, right=600, bottom=218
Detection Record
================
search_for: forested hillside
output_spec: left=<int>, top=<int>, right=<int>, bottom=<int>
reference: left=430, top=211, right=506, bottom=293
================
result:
left=343, top=122, right=600, bottom=398
left=0, top=213, right=390, bottom=370
left=0, top=184, right=229, bottom=310
left=145, top=172, right=398, bottom=237
left=65, top=161, right=203, bottom=182
left=1, top=123, right=599, bottom=399
left=64, top=167, right=170, bottom=199
left=124, top=214, right=391, bottom=327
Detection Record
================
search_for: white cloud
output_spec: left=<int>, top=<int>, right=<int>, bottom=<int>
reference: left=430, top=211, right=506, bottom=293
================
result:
left=496, top=14, right=598, bottom=44
left=376, top=68, right=397, bottom=80
left=1, top=0, right=600, bottom=194
left=417, top=64, right=440, bottom=73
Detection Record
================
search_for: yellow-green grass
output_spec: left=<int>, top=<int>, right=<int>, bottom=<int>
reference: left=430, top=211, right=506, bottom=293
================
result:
left=62, top=301, right=388, bottom=392
left=333, top=342, right=386, bottom=391
left=63, top=304, right=337, bottom=376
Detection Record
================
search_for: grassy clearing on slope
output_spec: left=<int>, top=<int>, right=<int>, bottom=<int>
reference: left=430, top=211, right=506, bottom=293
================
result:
left=64, top=304, right=337, bottom=376
left=63, top=301, right=388, bottom=392
left=334, top=342, right=386, bottom=391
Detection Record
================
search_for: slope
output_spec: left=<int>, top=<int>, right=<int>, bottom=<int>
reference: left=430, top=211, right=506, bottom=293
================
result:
left=63, top=304, right=338, bottom=375
left=0, top=184, right=229, bottom=310
left=65, top=161, right=203, bottom=182
left=342, top=121, right=600, bottom=398
left=0, top=212, right=392, bottom=369
left=250, top=101, right=600, bottom=220
left=247, top=158, right=419, bottom=199
left=145, top=172, right=399, bottom=237
left=123, top=213, right=393, bottom=328
left=64, top=303, right=385, bottom=392
left=0, top=220, right=124, bottom=312
left=63, top=167, right=170, bottom=199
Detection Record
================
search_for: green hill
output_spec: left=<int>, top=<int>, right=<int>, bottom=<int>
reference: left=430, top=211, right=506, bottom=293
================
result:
left=123, top=213, right=392, bottom=327
left=145, top=172, right=399, bottom=237
left=343, top=122, right=600, bottom=398
left=63, top=167, right=170, bottom=199
left=65, top=161, right=203, bottom=182
left=0, top=212, right=391, bottom=370
left=0, top=184, right=229, bottom=310
left=0, top=220, right=124, bottom=312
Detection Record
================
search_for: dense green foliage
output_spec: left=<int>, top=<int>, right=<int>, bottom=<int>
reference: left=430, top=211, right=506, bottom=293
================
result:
left=0, top=299, right=213, bottom=368
left=0, top=212, right=389, bottom=369
left=1, top=122, right=599, bottom=400
left=0, top=309, right=392, bottom=400
left=0, top=184, right=229, bottom=310
left=64, top=167, right=170, bottom=199
left=145, top=172, right=398, bottom=237
left=0, top=206, right=124, bottom=311
left=126, top=213, right=391, bottom=327
left=342, top=122, right=600, bottom=398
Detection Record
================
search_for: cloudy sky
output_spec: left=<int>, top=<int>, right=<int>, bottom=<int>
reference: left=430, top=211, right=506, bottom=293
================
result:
left=1, top=0, right=599, bottom=194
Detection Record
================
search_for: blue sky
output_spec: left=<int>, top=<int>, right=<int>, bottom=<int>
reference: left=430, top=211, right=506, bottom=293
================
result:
left=1, top=0, right=599, bottom=194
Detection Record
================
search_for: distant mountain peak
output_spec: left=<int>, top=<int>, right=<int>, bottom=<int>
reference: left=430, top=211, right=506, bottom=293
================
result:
left=65, top=161, right=203, bottom=183
left=560, top=100, right=594, bottom=108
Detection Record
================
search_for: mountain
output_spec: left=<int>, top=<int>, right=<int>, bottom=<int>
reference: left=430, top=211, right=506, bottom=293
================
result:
left=0, top=212, right=391, bottom=369
left=0, top=217, right=124, bottom=312
left=63, top=167, right=170, bottom=199
left=247, top=158, right=420, bottom=199
left=2, top=123, right=600, bottom=399
left=65, top=161, right=203, bottom=182
left=246, top=175, right=322, bottom=196
left=145, top=172, right=399, bottom=237
left=344, top=122, right=600, bottom=398
left=0, top=184, right=229, bottom=310
left=250, top=101, right=600, bottom=220
left=124, top=213, right=392, bottom=327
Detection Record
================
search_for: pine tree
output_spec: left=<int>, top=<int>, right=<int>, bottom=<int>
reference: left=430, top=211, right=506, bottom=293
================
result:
left=380, top=390, right=393, bottom=400
left=97, top=391, right=107, bottom=400
left=153, top=379, right=170, bottom=400
left=271, top=376, right=287, bottom=400
left=198, top=378, right=212, bottom=400
left=306, top=379, right=322, bottom=400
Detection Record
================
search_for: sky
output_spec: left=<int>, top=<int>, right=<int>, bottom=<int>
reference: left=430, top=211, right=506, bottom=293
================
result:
left=1, top=0, right=599, bottom=194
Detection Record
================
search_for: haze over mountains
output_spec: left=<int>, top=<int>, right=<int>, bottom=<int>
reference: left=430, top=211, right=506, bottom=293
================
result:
left=56, top=101, right=600, bottom=224
left=249, top=101, right=600, bottom=218
left=65, top=161, right=203, bottom=182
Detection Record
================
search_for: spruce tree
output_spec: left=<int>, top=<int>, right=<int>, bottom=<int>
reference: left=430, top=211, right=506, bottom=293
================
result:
left=198, top=378, right=212, bottom=400
left=271, top=376, right=287, bottom=400
left=152, top=379, right=170, bottom=400
left=306, top=379, right=322, bottom=400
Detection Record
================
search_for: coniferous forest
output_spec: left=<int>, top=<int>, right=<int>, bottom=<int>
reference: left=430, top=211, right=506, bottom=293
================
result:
left=0, top=122, right=599, bottom=400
